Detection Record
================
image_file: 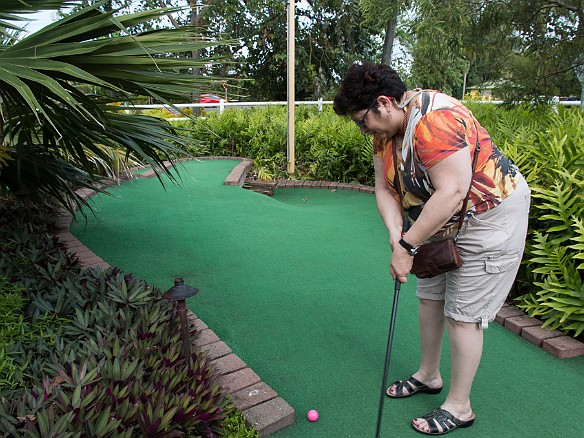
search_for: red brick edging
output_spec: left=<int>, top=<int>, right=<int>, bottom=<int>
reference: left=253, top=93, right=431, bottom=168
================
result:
left=54, top=157, right=296, bottom=437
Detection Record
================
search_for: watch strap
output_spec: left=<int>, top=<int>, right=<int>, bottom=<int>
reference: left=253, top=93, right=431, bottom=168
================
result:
left=399, top=238, right=417, bottom=255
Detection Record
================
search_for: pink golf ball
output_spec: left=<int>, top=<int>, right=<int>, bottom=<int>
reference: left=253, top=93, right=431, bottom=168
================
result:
left=307, top=410, right=319, bottom=422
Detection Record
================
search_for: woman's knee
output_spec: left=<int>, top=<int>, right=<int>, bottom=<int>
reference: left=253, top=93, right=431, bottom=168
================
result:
left=419, top=298, right=445, bottom=311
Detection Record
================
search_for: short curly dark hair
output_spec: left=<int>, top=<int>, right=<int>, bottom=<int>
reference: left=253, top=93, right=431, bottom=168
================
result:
left=333, top=62, right=407, bottom=116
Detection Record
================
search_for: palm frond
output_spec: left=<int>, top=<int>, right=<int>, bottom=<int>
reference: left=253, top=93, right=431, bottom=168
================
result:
left=0, top=1, right=236, bottom=213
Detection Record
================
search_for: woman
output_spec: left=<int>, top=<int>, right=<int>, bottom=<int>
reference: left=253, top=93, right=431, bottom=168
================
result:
left=333, top=62, right=530, bottom=435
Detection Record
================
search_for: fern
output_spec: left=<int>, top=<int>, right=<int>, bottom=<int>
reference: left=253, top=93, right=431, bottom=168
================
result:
left=519, top=232, right=584, bottom=336
left=514, top=109, right=584, bottom=336
left=570, top=217, right=584, bottom=270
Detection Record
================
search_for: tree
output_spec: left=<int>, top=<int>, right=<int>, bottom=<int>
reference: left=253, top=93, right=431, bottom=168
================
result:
left=358, top=0, right=412, bottom=66
left=391, top=0, right=581, bottom=105
left=398, top=1, right=504, bottom=97
left=500, top=0, right=583, bottom=107
left=203, top=0, right=381, bottom=100
left=0, top=0, right=234, bottom=213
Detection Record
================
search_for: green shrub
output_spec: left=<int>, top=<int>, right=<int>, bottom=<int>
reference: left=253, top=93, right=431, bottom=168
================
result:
left=180, top=106, right=373, bottom=183
left=222, top=410, right=259, bottom=438
left=0, top=201, right=252, bottom=436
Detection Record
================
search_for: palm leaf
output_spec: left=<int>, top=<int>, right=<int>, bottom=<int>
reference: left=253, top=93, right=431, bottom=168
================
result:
left=0, top=0, right=236, bottom=213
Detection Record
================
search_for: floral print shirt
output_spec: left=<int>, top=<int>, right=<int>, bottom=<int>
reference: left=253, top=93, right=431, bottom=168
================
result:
left=374, top=90, right=522, bottom=232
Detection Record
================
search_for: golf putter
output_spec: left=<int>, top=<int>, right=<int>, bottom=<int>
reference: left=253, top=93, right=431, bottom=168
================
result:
left=374, top=218, right=410, bottom=438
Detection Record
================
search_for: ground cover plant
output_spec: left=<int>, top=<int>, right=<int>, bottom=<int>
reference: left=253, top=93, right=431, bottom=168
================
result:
left=179, top=104, right=584, bottom=338
left=0, top=200, right=257, bottom=437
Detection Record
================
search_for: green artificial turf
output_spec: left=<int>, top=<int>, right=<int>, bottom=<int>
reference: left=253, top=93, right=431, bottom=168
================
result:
left=72, top=159, right=584, bottom=438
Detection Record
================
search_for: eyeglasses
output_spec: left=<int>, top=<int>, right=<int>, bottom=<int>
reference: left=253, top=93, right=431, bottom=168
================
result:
left=355, top=100, right=378, bottom=129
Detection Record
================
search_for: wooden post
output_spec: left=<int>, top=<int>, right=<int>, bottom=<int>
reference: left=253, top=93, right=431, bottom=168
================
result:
left=287, top=0, right=295, bottom=174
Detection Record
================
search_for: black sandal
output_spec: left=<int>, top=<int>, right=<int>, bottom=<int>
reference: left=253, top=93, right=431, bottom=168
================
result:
left=386, top=376, right=443, bottom=398
left=412, top=408, right=475, bottom=435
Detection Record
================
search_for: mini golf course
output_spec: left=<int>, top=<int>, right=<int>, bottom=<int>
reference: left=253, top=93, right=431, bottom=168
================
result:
left=71, top=159, right=584, bottom=437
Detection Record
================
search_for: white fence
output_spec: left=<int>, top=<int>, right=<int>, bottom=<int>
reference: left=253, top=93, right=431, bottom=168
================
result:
left=117, top=99, right=333, bottom=117
left=116, top=98, right=581, bottom=120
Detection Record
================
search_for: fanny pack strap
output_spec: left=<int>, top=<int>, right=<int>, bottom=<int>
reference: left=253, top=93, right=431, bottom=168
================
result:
left=392, top=117, right=481, bottom=236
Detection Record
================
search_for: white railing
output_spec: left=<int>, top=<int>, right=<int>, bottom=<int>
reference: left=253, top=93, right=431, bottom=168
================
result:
left=467, top=99, right=581, bottom=106
left=115, top=98, right=581, bottom=121
left=116, top=98, right=334, bottom=116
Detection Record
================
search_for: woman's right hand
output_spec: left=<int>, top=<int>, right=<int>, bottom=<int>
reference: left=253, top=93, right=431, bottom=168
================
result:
left=390, top=244, right=413, bottom=283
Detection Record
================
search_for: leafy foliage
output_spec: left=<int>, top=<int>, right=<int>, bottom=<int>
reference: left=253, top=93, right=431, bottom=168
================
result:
left=0, top=0, right=234, bottom=214
left=0, top=201, right=243, bottom=436
left=203, top=0, right=381, bottom=100
left=180, top=106, right=374, bottom=184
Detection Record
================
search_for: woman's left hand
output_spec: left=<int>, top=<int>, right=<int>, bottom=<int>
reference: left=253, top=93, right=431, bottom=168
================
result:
left=390, top=245, right=414, bottom=283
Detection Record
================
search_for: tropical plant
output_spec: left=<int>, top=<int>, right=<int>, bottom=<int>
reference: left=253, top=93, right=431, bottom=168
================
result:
left=0, top=0, right=234, bottom=214
left=0, top=200, right=250, bottom=436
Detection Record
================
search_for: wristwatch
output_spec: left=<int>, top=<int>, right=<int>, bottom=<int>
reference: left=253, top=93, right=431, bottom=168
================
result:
left=399, top=238, right=419, bottom=256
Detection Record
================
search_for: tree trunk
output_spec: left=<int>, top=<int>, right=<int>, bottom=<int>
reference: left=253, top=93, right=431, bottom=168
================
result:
left=462, top=60, right=470, bottom=100
left=381, top=17, right=397, bottom=66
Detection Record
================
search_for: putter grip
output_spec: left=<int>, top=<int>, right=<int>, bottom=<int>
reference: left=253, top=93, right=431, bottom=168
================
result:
left=401, top=217, right=410, bottom=235
left=397, top=216, right=411, bottom=286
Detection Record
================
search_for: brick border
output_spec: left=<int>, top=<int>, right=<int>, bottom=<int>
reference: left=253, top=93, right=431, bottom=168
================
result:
left=53, top=156, right=295, bottom=437
left=51, top=156, right=583, bottom=434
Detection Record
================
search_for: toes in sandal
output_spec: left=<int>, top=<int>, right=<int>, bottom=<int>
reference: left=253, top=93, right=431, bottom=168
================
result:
left=386, top=376, right=443, bottom=398
left=412, top=408, right=475, bottom=435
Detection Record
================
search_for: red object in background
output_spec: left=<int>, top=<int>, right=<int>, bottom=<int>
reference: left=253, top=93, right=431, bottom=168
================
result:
left=199, top=93, right=223, bottom=103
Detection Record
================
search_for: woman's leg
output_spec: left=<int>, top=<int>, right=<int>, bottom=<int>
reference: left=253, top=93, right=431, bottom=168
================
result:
left=387, top=298, right=445, bottom=395
left=415, top=298, right=447, bottom=385
left=412, top=318, right=481, bottom=432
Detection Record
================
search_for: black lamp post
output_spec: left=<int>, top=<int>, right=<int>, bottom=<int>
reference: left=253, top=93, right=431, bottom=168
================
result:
left=164, top=278, right=199, bottom=365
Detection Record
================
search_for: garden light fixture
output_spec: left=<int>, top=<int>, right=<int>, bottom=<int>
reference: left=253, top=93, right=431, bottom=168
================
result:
left=164, top=277, right=199, bottom=366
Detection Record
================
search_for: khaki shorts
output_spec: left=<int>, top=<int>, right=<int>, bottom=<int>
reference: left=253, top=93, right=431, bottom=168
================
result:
left=416, top=177, right=531, bottom=328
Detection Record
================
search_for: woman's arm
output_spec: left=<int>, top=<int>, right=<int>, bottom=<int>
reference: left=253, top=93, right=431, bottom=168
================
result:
left=402, top=147, right=472, bottom=248
left=388, top=147, right=471, bottom=283
left=373, top=156, right=404, bottom=250
left=374, top=156, right=413, bottom=282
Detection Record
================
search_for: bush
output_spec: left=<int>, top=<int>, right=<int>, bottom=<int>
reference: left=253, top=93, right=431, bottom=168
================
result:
left=0, top=200, right=250, bottom=436
left=179, top=106, right=373, bottom=183
left=467, top=105, right=584, bottom=337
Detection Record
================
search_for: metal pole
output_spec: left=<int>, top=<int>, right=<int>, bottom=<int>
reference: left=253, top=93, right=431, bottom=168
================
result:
left=375, top=280, right=401, bottom=438
left=375, top=218, right=409, bottom=437
left=177, top=300, right=191, bottom=366
left=286, top=0, right=295, bottom=174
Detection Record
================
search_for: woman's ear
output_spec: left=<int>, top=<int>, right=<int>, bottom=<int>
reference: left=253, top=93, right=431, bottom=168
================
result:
left=377, top=96, right=394, bottom=111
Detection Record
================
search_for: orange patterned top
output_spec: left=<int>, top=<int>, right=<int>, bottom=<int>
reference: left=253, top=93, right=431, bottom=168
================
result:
left=374, top=91, right=522, bottom=231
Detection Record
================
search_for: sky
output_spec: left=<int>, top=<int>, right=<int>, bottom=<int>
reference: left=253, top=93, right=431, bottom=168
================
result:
left=18, top=10, right=56, bottom=35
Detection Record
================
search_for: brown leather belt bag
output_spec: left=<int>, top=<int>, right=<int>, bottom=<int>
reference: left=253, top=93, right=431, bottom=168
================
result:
left=410, top=237, right=463, bottom=279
